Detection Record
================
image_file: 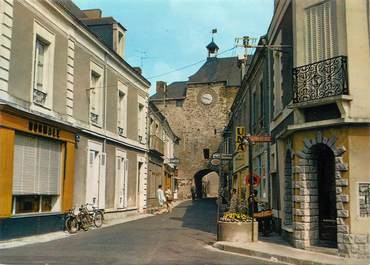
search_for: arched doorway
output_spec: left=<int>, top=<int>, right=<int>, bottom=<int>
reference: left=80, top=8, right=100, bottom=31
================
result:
left=312, top=144, right=337, bottom=246
left=284, top=150, right=293, bottom=227
left=193, top=169, right=219, bottom=199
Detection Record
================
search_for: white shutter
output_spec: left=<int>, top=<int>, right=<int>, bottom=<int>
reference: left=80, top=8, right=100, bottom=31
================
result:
left=13, top=134, right=61, bottom=195
left=98, top=152, right=106, bottom=209
left=304, top=1, right=337, bottom=64
left=13, top=135, right=38, bottom=195
left=123, top=158, right=128, bottom=208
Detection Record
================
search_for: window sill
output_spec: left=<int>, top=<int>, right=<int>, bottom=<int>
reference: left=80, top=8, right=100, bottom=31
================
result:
left=11, top=211, right=62, bottom=218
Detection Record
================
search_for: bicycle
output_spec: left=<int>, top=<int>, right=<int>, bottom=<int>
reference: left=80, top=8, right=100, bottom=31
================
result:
left=65, top=204, right=104, bottom=234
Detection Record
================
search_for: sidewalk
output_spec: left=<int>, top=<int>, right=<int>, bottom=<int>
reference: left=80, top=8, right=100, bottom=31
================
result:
left=0, top=200, right=187, bottom=250
left=214, top=240, right=370, bottom=265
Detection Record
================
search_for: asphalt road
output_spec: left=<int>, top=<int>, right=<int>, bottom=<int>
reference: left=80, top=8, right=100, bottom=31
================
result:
left=0, top=198, right=284, bottom=265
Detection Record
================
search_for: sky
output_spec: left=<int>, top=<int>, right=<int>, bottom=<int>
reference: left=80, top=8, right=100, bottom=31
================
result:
left=74, top=0, right=274, bottom=95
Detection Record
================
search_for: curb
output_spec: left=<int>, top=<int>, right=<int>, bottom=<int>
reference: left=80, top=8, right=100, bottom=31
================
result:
left=213, top=242, right=370, bottom=265
left=0, top=200, right=189, bottom=250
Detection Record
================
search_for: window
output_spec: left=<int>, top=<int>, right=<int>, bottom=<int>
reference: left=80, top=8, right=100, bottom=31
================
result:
left=117, top=81, right=128, bottom=136
left=12, top=134, right=62, bottom=214
left=32, top=22, right=55, bottom=109
left=273, top=50, right=283, bottom=116
left=117, top=31, right=125, bottom=58
left=252, top=91, right=257, bottom=127
left=304, top=0, right=338, bottom=64
left=359, top=183, right=370, bottom=217
left=137, top=96, right=146, bottom=143
left=89, top=62, right=104, bottom=126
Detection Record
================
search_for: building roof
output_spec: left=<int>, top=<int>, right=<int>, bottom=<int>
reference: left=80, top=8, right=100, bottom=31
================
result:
left=206, top=40, right=219, bottom=51
left=81, top=17, right=127, bottom=31
left=188, top=57, right=241, bottom=87
left=150, top=81, right=187, bottom=100
left=54, top=0, right=149, bottom=86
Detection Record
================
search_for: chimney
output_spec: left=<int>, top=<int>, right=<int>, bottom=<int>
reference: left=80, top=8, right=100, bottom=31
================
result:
left=156, top=81, right=167, bottom=94
left=133, top=67, right=142, bottom=75
left=82, top=9, right=102, bottom=19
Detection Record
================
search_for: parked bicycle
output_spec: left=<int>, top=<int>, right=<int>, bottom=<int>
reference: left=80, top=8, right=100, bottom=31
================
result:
left=65, top=203, right=104, bottom=234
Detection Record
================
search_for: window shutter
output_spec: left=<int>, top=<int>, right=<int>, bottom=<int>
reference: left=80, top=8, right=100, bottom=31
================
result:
left=41, top=138, right=61, bottom=195
left=98, top=152, right=106, bottom=209
left=124, top=158, right=128, bottom=208
left=13, top=135, right=61, bottom=195
left=304, top=1, right=337, bottom=64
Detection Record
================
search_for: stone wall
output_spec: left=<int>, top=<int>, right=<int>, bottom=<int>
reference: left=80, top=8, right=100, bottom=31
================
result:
left=154, top=83, right=238, bottom=198
left=292, top=131, right=370, bottom=258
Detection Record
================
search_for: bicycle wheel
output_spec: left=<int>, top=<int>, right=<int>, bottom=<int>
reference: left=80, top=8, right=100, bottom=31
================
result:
left=93, top=211, right=104, bottom=228
left=65, top=216, right=79, bottom=234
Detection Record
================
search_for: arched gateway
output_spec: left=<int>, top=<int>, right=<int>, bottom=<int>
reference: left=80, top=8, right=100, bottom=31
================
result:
left=193, top=169, right=220, bottom=198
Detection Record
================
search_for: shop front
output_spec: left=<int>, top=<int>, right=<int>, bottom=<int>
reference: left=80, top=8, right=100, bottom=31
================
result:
left=0, top=109, right=75, bottom=240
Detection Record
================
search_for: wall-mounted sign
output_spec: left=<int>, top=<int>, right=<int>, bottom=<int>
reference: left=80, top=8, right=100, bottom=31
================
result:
left=235, top=127, right=246, bottom=152
left=248, top=135, right=272, bottom=143
left=28, top=121, right=60, bottom=139
left=212, top=153, right=221, bottom=159
left=211, top=158, right=221, bottom=166
left=170, top=158, right=180, bottom=165
left=221, top=154, right=232, bottom=160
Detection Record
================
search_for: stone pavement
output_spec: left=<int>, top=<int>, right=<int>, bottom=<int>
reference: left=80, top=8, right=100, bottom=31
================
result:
left=214, top=240, right=370, bottom=265
left=0, top=199, right=187, bottom=250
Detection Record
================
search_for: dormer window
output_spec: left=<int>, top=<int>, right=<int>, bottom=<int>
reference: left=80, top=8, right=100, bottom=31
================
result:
left=117, top=31, right=125, bottom=58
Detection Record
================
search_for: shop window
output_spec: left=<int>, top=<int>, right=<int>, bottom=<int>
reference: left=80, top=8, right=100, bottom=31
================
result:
left=359, top=183, right=370, bottom=217
left=12, top=134, right=62, bottom=214
left=13, top=195, right=57, bottom=214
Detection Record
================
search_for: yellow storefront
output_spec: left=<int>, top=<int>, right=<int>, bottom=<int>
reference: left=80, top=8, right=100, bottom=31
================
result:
left=0, top=109, right=75, bottom=239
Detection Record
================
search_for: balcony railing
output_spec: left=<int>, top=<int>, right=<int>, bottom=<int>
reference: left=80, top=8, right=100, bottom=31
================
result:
left=149, top=135, right=164, bottom=155
left=33, top=89, right=47, bottom=105
left=293, top=56, right=348, bottom=104
left=90, top=112, right=99, bottom=124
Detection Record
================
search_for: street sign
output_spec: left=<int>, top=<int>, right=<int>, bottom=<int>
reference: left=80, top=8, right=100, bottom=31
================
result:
left=221, top=154, right=232, bottom=160
left=170, top=158, right=180, bottom=165
left=210, top=158, right=221, bottom=166
left=212, top=153, right=221, bottom=159
left=248, top=135, right=272, bottom=143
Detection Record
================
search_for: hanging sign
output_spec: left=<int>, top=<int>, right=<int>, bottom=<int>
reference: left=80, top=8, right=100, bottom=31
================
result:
left=235, top=127, right=246, bottom=152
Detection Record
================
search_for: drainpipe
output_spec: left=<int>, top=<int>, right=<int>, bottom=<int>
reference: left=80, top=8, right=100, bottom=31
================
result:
left=103, top=52, right=108, bottom=152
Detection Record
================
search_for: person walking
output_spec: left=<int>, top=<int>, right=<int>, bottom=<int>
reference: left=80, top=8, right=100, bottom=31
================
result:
left=229, top=188, right=238, bottom=213
left=157, top=185, right=166, bottom=213
left=165, top=187, right=173, bottom=213
left=190, top=185, right=196, bottom=201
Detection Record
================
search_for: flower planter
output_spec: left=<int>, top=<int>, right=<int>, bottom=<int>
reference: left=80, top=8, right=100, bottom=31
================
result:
left=217, top=221, right=258, bottom=243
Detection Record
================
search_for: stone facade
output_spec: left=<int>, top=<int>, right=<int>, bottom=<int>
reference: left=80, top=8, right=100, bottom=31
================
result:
left=292, top=131, right=369, bottom=258
left=154, top=83, right=238, bottom=198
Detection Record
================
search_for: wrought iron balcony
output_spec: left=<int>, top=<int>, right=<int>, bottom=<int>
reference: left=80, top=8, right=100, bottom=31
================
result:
left=33, top=89, right=47, bottom=105
left=293, top=56, right=349, bottom=104
left=149, top=135, right=164, bottom=155
left=118, top=127, right=124, bottom=136
left=90, top=112, right=99, bottom=124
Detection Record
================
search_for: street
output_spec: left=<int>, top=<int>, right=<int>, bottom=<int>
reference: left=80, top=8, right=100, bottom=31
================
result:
left=0, top=199, right=284, bottom=265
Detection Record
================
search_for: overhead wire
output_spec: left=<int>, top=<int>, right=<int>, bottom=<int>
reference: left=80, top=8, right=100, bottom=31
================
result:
left=83, top=45, right=238, bottom=90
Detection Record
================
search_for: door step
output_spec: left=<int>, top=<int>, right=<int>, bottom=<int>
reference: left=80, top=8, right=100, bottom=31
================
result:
left=306, top=245, right=338, bottom=256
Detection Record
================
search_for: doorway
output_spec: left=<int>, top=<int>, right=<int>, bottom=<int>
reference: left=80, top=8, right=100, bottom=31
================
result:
left=314, top=144, right=337, bottom=246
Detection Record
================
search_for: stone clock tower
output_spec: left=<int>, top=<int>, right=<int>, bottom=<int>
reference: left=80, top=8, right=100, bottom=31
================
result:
left=150, top=41, right=242, bottom=199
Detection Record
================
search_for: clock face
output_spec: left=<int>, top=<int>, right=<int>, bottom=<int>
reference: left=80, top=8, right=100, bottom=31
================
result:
left=201, top=93, right=213, bottom=105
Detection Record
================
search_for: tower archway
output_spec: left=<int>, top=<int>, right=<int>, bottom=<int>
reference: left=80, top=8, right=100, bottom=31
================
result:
left=193, top=169, right=220, bottom=199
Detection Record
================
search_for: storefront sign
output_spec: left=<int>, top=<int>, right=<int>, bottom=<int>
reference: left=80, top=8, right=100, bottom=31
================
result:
left=212, top=153, right=221, bottom=159
left=248, top=135, right=272, bottom=143
left=28, top=121, right=60, bottom=139
left=235, top=127, right=246, bottom=152
left=211, top=158, right=221, bottom=166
